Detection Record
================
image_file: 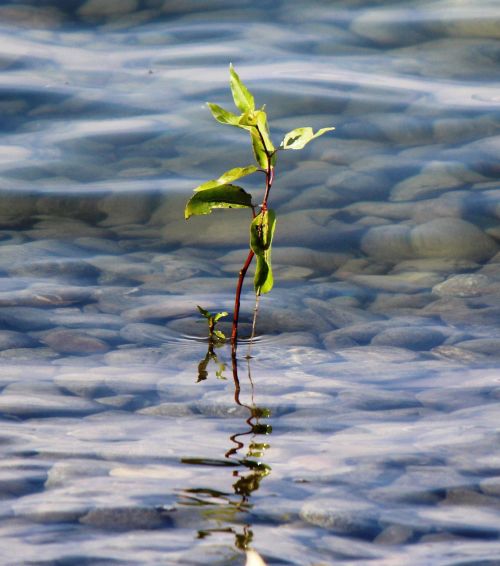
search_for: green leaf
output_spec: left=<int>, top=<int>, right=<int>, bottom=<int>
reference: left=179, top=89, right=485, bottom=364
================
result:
left=250, top=128, right=268, bottom=169
left=207, top=103, right=240, bottom=126
left=185, top=184, right=253, bottom=219
left=229, top=63, right=255, bottom=114
left=197, top=305, right=211, bottom=319
left=256, top=110, right=275, bottom=154
left=239, top=109, right=275, bottom=169
left=250, top=209, right=276, bottom=254
left=279, top=126, right=335, bottom=150
left=194, top=165, right=259, bottom=193
left=213, top=311, right=228, bottom=323
left=213, top=329, right=226, bottom=340
left=254, top=255, right=273, bottom=295
left=250, top=209, right=276, bottom=295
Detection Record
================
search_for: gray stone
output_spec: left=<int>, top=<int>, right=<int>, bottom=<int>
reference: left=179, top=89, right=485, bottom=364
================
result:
left=441, top=487, right=500, bottom=508
left=78, top=0, right=138, bottom=18
left=0, top=347, right=58, bottom=361
left=97, top=192, right=156, bottom=226
left=424, top=297, right=500, bottom=327
left=432, top=274, right=493, bottom=298
left=122, top=296, right=194, bottom=321
left=45, top=459, right=111, bottom=489
left=13, top=494, right=89, bottom=523
left=374, top=524, right=413, bottom=545
left=361, top=224, right=413, bottom=261
left=0, top=307, right=55, bottom=330
left=0, top=283, right=94, bottom=308
left=137, top=403, right=195, bottom=417
left=370, top=292, right=434, bottom=314
left=103, top=347, right=165, bottom=366
left=304, top=297, right=383, bottom=329
left=9, top=259, right=99, bottom=283
left=431, top=345, right=487, bottom=364
left=41, top=329, right=110, bottom=354
left=393, top=258, right=479, bottom=275
left=48, top=310, right=123, bottom=329
left=371, top=327, right=446, bottom=351
left=454, top=338, right=500, bottom=356
left=300, top=497, right=377, bottom=535
left=391, top=162, right=481, bottom=202
left=410, top=218, right=498, bottom=261
left=0, top=392, right=102, bottom=418
left=120, top=323, right=177, bottom=347
left=80, top=505, right=169, bottom=529
left=323, top=333, right=359, bottom=350
left=350, top=8, right=428, bottom=46
left=0, top=330, right=37, bottom=350
left=480, top=477, right=500, bottom=496
left=351, top=272, right=443, bottom=294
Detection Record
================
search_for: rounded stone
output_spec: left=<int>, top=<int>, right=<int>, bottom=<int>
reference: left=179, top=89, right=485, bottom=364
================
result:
left=361, top=224, right=413, bottom=261
left=0, top=330, right=37, bottom=350
left=80, top=506, right=169, bottom=529
left=371, top=327, right=446, bottom=351
left=432, top=274, right=492, bottom=297
left=410, top=218, right=498, bottom=261
left=41, top=329, right=110, bottom=354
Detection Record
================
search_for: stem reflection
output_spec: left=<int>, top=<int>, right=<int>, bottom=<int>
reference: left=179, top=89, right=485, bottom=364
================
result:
left=179, top=347, right=271, bottom=555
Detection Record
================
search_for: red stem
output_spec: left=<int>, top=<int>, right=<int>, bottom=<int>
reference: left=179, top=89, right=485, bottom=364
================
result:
left=231, top=126, right=275, bottom=355
left=231, top=249, right=255, bottom=353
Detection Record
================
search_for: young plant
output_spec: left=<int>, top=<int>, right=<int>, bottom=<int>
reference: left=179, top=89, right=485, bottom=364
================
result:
left=186, top=65, right=334, bottom=353
left=197, top=305, right=228, bottom=342
left=197, top=306, right=228, bottom=381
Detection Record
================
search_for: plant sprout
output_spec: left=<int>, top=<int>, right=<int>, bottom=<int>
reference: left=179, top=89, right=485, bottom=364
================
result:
left=186, top=65, right=334, bottom=353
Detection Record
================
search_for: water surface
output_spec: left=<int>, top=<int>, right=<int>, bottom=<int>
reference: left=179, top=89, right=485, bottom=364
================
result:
left=0, top=1, right=500, bottom=564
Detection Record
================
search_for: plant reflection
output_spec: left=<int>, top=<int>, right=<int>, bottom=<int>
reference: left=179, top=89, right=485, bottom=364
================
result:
left=179, top=348, right=272, bottom=554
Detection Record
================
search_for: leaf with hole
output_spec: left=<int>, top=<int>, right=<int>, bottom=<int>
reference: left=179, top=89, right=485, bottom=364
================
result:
left=185, top=185, right=253, bottom=219
left=279, top=126, right=335, bottom=150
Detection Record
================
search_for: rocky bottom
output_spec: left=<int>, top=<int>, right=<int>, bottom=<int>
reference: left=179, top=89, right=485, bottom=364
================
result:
left=0, top=193, right=499, bottom=564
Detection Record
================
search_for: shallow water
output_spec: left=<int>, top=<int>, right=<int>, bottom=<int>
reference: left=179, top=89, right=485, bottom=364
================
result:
left=0, top=1, right=500, bottom=564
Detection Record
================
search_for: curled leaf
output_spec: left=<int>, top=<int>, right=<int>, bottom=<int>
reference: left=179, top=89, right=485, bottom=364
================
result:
left=185, top=184, right=253, bottom=219
left=250, top=209, right=276, bottom=295
left=280, top=126, right=335, bottom=150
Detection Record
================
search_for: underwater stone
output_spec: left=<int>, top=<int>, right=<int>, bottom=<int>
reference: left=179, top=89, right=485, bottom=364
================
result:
left=78, top=0, right=139, bottom=18
left=410, top=218, right=498, bottom=261
left=0, top=330, right=38, bottom=350
left=300, top=497, right=378, bottom=535
left=361, top=224, right=413, bottom=261
left=371, top=326, right=446, bottom=351
left=41, top=329, right=110, bottom=354
left=432, top=274, right=492, bottom=297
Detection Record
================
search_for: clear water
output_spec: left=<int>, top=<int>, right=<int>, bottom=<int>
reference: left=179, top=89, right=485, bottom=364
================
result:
left=0, top=1, right=500, bottom=564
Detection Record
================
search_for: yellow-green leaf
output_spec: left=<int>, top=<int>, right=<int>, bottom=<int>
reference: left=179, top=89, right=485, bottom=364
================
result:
left=250, top=209, right=276, bottom=295
left=250, top=128, right=269, bottom=169
left=185, top=184, right=253, bottom=219
left=254, top=255, right=273, bottom=295
left=194, top=165, right=259, bottom=192
left=207, top=103, right=240, bottom=126
left=229, top=63, right=255, bottom=114
left=280, top=126, right=335, bottom=150
left=256, top=110, right=275, bottom=154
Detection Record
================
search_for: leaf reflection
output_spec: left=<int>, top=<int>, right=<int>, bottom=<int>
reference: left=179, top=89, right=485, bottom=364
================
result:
left=178, top=348, right=271, bottom=560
